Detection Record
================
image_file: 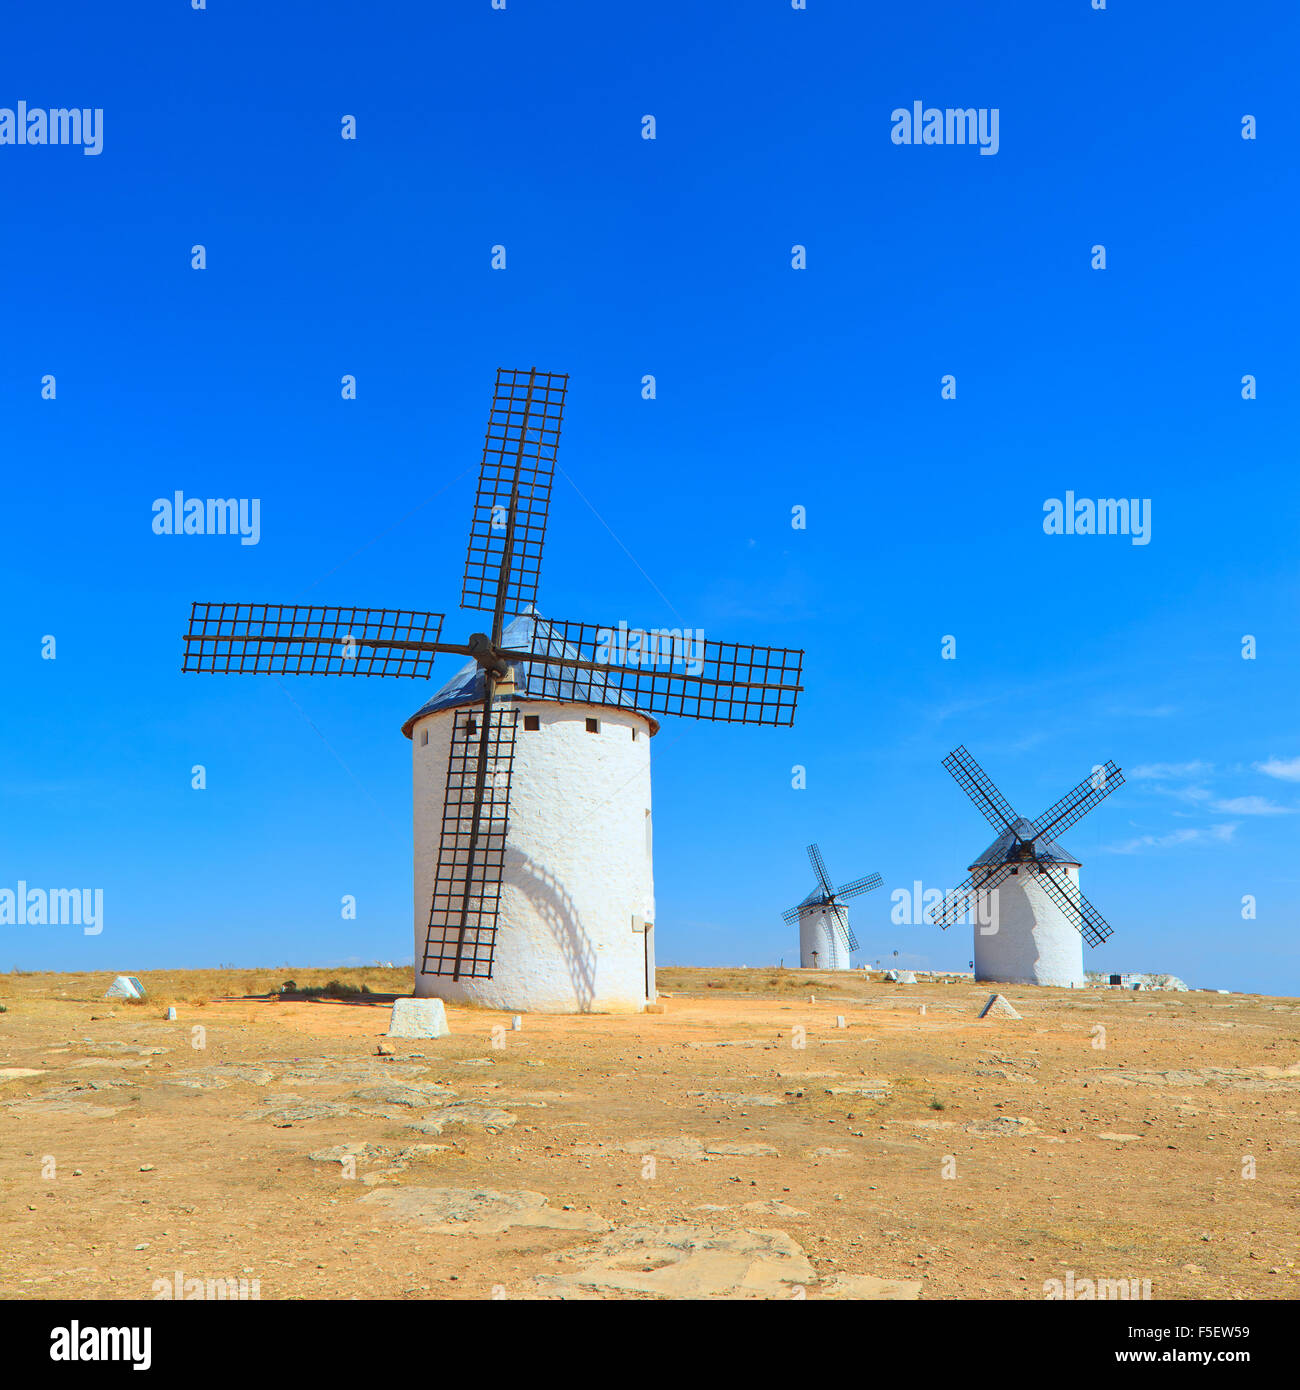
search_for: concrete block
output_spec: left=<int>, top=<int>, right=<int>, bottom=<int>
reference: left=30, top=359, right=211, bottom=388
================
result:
left=387, top=997, right=450, bottom=1039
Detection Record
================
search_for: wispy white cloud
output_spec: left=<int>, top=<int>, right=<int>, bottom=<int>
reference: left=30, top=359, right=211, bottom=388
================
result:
left=1149, top=783, right=1213, bottom=804
left=1129, top=761, right=1214, bottom=780
left=1101, top=823, right=1237, bottom=854
left=1210, top=796, right=1295, bottom=816
left=1255, top=756, right=1300, bottom=783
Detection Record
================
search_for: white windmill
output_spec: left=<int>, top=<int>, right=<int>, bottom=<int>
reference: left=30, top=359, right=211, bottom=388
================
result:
left=183, top=368, right=805, bottom=1013
left=926, top=746, right=1124, bottom=988
left=783, top=843, right=882, bottom=971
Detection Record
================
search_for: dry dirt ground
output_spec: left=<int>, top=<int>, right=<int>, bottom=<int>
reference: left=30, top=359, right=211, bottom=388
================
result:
left=1, top=965, right=1298, bottom=1300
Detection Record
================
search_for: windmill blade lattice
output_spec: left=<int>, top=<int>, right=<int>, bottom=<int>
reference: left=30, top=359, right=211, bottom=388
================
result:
left=808, top=843, right=834, bottom=897
left=461, top=368, right=567, bottom=621
left=503, top=618, right=803, bottom=727
left=1032, top=862, right=1114, bottom=947
left=182, top=602, right=449, bottom=678
left=942, top=745, right=1019, bottom=835
left=1029, top=762, right=1125, bottom=844
left=836, top=873, right=883, bottom=902
left=422, top=699, right=520, bottom=979
left=927, top=860, right=1018, bottom=929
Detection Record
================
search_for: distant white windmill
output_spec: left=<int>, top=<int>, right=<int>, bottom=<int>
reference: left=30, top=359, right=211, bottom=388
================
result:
left=783, top=844, right=882, bottom=971
left=926, top=746, right=1124, bottom=988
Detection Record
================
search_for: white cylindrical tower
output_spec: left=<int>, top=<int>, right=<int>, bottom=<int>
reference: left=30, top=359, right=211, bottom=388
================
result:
left=405, top=669, right=657, bottom=1013
left=798, top=903, right=853, bottom=970
left=972, top=858, right=1085, bottom=989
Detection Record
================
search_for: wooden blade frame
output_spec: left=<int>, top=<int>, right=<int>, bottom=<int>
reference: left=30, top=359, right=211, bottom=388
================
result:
left=807, top=843, right=834, bottom=897
left=461, top=368, right=567, bottom=621
left=499, top=617, right=803, bottom=727
left=182, top=602, right=449, bottom=678
left=942, top=746, right=1020, bottom=835
left=928, top=860, right=1018, bottom=929
left=1032, top=861, right=1114, bottom=947
left=836, top=873, right=883, bottom=901
left=1029, top=762, right=1125, bottom=845
left=421, top=692, right=519, bottom=980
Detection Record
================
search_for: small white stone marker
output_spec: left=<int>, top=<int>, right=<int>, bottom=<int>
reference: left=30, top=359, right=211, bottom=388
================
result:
left=511, top=1015, right=522, bottom=1031
left=165, top=1007, right=177, bottom=1021
left=835, top=1015, right=845, bottom=1028
left=809, top=995, right=815, bottom=1003
left=387, top=997, right=450, bottom=1039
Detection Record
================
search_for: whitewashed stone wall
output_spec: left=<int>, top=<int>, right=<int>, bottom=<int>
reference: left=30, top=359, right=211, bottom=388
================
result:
left=973, top=864, right=1085, bottom=988
left=798, top=903, right=853, bottom=970
left=411, top=699, right=656, bottom=1013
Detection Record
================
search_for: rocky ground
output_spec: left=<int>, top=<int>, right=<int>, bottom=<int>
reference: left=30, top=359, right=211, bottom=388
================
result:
left=1, top=965, right=1297, bottom=1300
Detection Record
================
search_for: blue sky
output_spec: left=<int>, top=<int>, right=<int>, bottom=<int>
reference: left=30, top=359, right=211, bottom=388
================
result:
left=2, top=2, right=1297, bottom=994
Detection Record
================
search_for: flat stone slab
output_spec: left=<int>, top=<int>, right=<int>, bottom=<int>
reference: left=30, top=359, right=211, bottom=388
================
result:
left=359, top=1186, right=608, bottom=1235
left=965, top=1115, right=1040, bottom=1137
left=573, top=1136, right=779, bottom=1162
left=407, top=1101, right=517, bottom=1134
left=240, top=1097, right=389, bottom=1126
left=741, top=1199, right=809, bottom=1217
left=818, top=1274, right=923, bottom=1300
left=7, top=1097, right=126, bottom=1117
left=163, top=1065, right=276, bottom=1090
left=0, top=1068, right=47, bottom=1081
left=348, top=1082, right=457, bottom=1107
left=387, top=998, right=450, bottom=1039
left=308, top=1141, right=451, bottom=1169
left=267, top=1059, right=430, bottom=1085
left=688, top=1092, right=784, bottom=1106
left=1100, top=1062, right=1300, bottom=1092
left=535, top=1225, right=815, bottom=1299
left=5, top=1078, right=135, bottom=1117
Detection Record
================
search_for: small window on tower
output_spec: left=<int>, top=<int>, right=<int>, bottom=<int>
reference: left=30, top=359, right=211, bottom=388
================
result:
left=524, top=715, right=540, bottom=732
left=631, top=727, right=639, bottom=742
left=585, top=718, right=600, bottom=734
left=420, top=730, right=429, bottom=747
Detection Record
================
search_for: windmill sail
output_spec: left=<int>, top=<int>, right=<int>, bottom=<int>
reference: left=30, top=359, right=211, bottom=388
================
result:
left=422, top=699, right=520, bottom=980
left=941, top=745, right=1020, bottom=834
left=503, top=617, right=803, bottom=727
left=461, top=368, right=568, bottom=621
left=182, top=602, right=448, bottom=678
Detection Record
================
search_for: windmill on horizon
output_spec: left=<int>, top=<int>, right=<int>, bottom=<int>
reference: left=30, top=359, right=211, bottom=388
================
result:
left=925, top=745, right=1125, bottom=988
left=783, top=843, right=882, bottom=971
left=182, top=368, right=805, bottom=1013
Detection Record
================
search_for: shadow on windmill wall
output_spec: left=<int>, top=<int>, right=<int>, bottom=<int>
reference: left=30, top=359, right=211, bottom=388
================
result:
left=508, top=848, right=598, bottom=1010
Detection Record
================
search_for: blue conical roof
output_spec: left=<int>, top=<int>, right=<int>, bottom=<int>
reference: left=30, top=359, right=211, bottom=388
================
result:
left=968, top=817, right=1080, bottom=870
left=401, top=609, right=659, bottom=738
